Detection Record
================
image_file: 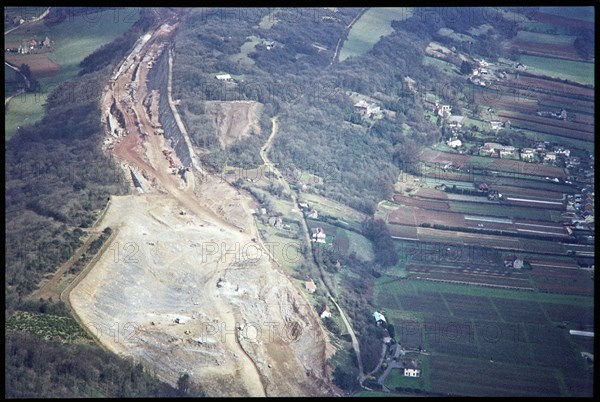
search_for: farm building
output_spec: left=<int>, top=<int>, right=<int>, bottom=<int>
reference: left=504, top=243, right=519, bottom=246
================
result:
left=305, top=277, right=317, bottom=293
left=354, top=99, right=380, bottom=118
left=403, top=360, right=421, bottom=377
left=544, top=152, right=557, bottom=162
left=520, top=148, right=536, bottom=161
left=504, top=255, right=524, bottom=269
left=373, top=311, right=386, bottom=324
left=479, top=143, right=515, bottom=158
left=215, top=73, right=232, bottom=81
left=435, top=103, right=452, bottom=118
left=569, top=330, right=594, bottom=337
left=446, top=137, right=462, bottom=149
left=311, top=227, right=326, bottom=243
left=447, top=115, right=466, bottom=128
left=489, top=121, right=504, bottom=130
left=320, top=305, right=332, bottom=319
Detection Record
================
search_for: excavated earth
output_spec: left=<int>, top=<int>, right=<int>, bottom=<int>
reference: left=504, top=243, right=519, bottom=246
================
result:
left=69, top=20, right=335, bottom=397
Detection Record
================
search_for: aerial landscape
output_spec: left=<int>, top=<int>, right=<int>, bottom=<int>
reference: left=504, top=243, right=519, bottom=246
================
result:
left=5, top=6, right=594, bottom=397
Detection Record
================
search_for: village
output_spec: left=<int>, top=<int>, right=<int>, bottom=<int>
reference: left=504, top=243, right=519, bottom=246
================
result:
left=5, top=35, right=53, bottom=54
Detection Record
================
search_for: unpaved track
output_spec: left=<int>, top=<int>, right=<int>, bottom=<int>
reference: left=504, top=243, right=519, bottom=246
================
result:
left=261, top=117, right=364, bottom=385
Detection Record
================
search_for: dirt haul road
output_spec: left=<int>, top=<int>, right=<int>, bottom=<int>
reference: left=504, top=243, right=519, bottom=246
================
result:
left=69, top=19, right=334, bottom=397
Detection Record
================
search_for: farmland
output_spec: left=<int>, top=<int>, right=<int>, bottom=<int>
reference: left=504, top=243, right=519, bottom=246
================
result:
left=373, top=278, right=594, bottom=396
left=338, top=7, right=413, bottom=62
left=519, top=55, right=594, bottom=85
left=382, top=6, right=595, bottom=321
left=4, top=7, right=140, bottom=138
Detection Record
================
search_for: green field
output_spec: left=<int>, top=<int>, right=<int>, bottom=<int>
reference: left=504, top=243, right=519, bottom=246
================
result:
left=256, top=219, right=307, bottom=273
left=520, top=55, right=594, bottom=85
left=4, top=92, right=48, bottom=140
left=515, top=30, right=576, bottom=45
left=513, top=128, right=595, bottom=153
left=384, top=365, right=429, bottom=391
left=230, top=35, right=260, bottom=66
left=339, top=7, right=413, bottom=62
left=423, top=56, right=457, bottom=75
left=313, top=220, right=374, bottom=261
left=375, top=276, right=592, bottom=310
left=447, top=201, right=563, bottom=222
left=538, top=6, right=595, bottom=22
left=5, top=8, right=140, bottom=139
left=302, top=192, right=366, bottom=231
left=373, top=276, right=593, bottom=396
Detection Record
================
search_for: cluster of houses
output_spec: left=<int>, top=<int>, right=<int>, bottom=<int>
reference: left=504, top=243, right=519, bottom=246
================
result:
left=468, top=58, right=507, bottom=87
left=479, top=142, right=516, bottom=159
left=5, top=36, right=52, bottom=54
left=566, top=191, right=594, bottom=216
left=477, top=141, right=574, bottom=165
left=8, top=14, right=38, bottom=26
left=489, top=120, right=511, bottom=131
left=536, top=108, right=567, bottom=120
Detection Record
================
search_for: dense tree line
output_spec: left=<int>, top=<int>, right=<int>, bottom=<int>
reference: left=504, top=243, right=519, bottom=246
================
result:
left=5, top=331, right=183, bottom=398
left=5, top=68, right=129, bottom=305
left=362, top=218, right=399, bottom=267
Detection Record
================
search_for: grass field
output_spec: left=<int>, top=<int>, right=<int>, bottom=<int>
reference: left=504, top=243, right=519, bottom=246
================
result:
left=256, top=219, right=307, bottom=273
left=384, top=367, right=426, bottom=390
left=375, top=276, right=593, bottom=306
left=339, top=7, right=413, bottom=62
left=4, top=92, right=48, bottom=140
left=520, top=55, right=594, bottom=85
left=514, top=30, right=576, bottom=45
left=230, top=35, right=260, bottom=66
left=302, top=192, right=367, bottom=231
left=447, top=201, right=563, bottom=222
left=423, top=56, right=457, bottom=75
left=5, top=8, right=140, bottom=139
left=538, top=6, right=595, bottom=22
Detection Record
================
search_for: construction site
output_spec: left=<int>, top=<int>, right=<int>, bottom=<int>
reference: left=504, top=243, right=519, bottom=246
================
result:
left=69, top=19, right=335, bottom=397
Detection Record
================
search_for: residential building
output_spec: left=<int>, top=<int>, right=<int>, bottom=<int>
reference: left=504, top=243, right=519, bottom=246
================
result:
left=354, top=100, right=380, bottom=117
left=435, top=103, right=452, bottom=118
left=520, top=148, right=535, bottom=161
left=373, top=311, right=386, bottom=324
left=479, top=142, right=515, bottom=158
left=305, top=277, right=317, bottom=293
left=447, top=115, right=466, bottom=129
left=489, top=121, right=504, bottom=130
left=311, top=227, right=326, bottom=243
left=446, top=137, right=462, bottom=149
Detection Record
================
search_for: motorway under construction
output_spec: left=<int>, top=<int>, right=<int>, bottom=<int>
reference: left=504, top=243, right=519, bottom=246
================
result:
left=69, top=16, right=335, bottom=397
